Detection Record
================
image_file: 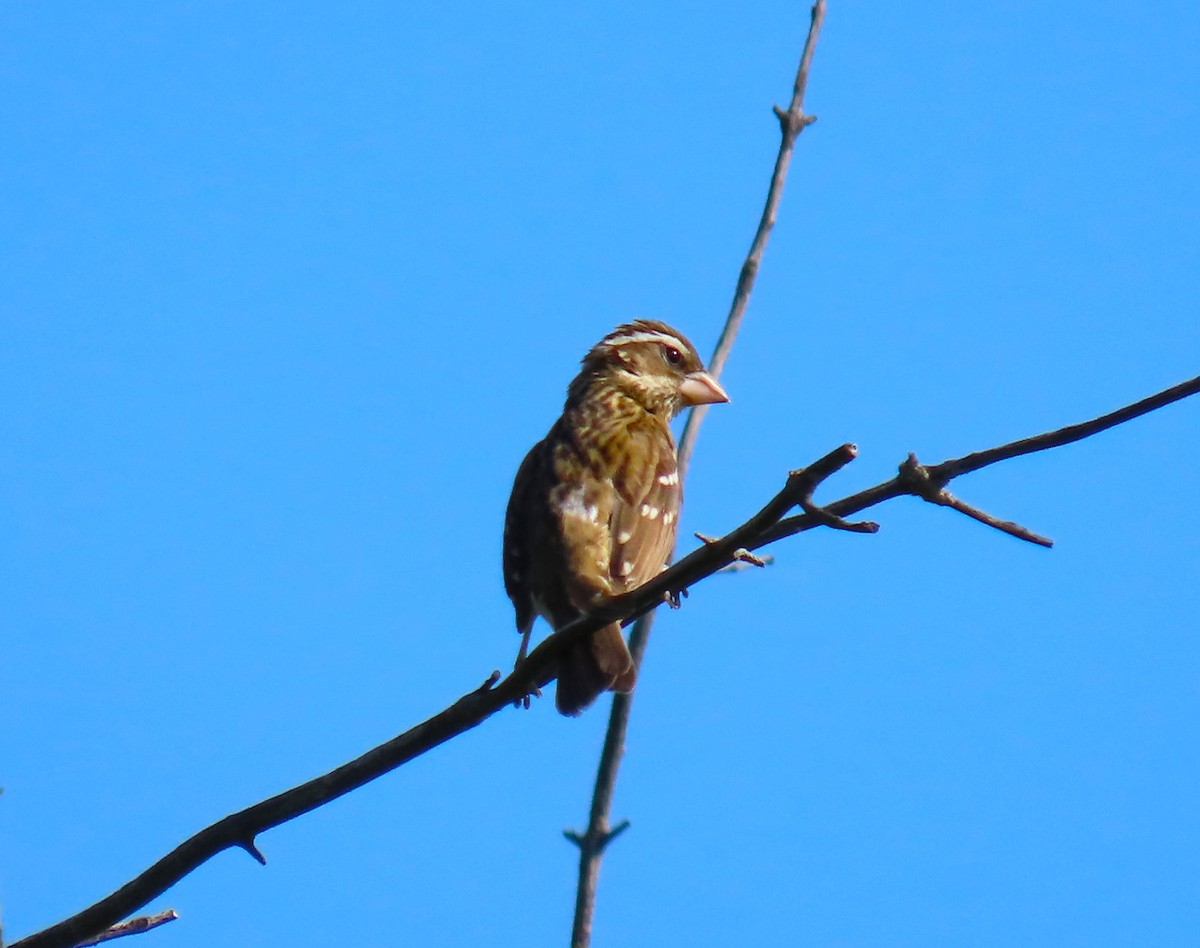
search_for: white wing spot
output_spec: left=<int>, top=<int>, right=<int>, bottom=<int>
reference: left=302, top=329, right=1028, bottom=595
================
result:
left=619, top=560, right=634, bottom=577
left=657, top=471, right=679, bottom=486
left=559, top=490, right=599, bottom=523
left=663, top=511, right=675, bottom=525
left=617, top=529, right=632, bottom=544
left=640, top=504, right=660, bottom=520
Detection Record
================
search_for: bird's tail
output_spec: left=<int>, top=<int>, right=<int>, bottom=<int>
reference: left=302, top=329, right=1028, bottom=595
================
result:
left=555, top=621, right=637, bottom=716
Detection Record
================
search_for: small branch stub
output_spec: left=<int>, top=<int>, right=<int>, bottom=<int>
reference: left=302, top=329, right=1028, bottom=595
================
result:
left=602, top=819, right=632, bottom=852
left=564, top=820, right=631, bottom=856
left=773, top=104, right=817, bottom=138
left=239, top=840, right=267, bottom=866
left=73, top=911, right=179, bottom=948
left=798, top=494, right=879, bottom=533
left=731, top=547, right=768, bottom=567
left=475, top=670, right=502, bottom=693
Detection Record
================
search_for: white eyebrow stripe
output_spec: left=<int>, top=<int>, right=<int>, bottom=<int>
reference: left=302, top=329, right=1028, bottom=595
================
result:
left=604, top=330, right=688, bottom=352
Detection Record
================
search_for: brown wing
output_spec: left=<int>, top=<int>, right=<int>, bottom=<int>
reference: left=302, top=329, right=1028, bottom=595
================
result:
left=503, top=440, right=546, bottom=635
left=508, top=422, right=622, bottom=629
left=608, top=421, right=680, bottom=592
left=547, top=434, right=617, bottom=616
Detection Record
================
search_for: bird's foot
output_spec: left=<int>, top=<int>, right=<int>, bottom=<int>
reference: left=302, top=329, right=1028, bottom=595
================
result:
left=514, top=684, right=543, bottom=711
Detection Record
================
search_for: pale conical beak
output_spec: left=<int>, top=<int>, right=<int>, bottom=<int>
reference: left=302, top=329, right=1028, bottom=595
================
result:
left=679, top=370, right=730, bottom=406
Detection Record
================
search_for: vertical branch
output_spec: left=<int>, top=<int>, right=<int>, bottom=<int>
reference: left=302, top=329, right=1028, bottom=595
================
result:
left=566, top=4, right=828, bottom=946
left=676, top=0, right=825, bottom=481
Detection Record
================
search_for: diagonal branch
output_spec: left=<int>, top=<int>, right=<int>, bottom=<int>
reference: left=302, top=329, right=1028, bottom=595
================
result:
left=758, top=372, right=1200, bottom=550
left=928, top=373, right=1200, bottom=480
left=8, top=444, right=855, bottom=948
left=569, top=3, right=828, bottom=945
left=675, top=0, right=826, bottom=482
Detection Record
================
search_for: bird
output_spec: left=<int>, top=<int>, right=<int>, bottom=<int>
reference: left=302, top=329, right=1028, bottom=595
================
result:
left=502, top=319, right=730, bottom=715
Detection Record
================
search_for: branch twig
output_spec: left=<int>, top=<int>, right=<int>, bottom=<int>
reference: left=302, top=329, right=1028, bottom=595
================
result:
left=568, top=3, right=828, bottom=945
left=73, top=912, right=179, bottom=948
left=759, top=372, right=1200, bottom=550
left=896, top=453, right=1053, bottom=547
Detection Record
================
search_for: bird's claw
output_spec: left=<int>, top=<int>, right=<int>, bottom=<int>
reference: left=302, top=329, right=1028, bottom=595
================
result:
left=514, top=685, right=543, bottom=710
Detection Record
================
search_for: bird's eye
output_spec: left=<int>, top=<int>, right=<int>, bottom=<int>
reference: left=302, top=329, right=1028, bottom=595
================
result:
left=662, top=345, right=683, bottom=366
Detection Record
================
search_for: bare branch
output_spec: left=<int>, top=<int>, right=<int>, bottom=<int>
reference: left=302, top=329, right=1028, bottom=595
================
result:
left=759, top=372, right=1200, bottom=551
left=676, top=0, right=827, bottom=482
left=929, top=373, right=1200, bottom=480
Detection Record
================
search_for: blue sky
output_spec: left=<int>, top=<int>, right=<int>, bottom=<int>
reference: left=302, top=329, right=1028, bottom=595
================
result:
left=2, top=2, right=1198, bottom=945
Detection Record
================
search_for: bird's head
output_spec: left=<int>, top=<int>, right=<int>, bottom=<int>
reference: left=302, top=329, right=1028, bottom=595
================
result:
left=574, top=319, right=729, bottom=418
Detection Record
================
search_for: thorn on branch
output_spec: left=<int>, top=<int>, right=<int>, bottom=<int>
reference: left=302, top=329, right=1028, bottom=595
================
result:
left=475, top=670, right=502, bottom=694
left=602, top=820, right=632, bottom=852
left=772, top=104, right=817, bottom=138
left=899, top=453, right=1054, bottom=548
left=239, top=839, right=267, bottom=865
left=562, top=820, right=631, bottom=856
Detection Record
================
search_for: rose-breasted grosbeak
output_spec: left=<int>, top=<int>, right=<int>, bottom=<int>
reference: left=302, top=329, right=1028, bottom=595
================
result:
left=503, top=319, right=729, bottom=716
